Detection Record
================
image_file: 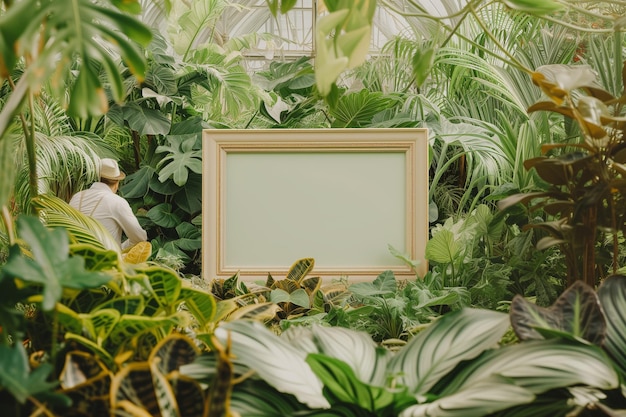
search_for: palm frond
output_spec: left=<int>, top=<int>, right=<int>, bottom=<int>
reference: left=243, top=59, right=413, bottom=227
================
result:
left=33, top=193, right=121, bottom=253
left=13, top=132, right=113, bottom=210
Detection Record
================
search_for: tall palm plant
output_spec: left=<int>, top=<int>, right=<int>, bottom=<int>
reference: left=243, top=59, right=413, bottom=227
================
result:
left=0, top=0, right=151, bottom=217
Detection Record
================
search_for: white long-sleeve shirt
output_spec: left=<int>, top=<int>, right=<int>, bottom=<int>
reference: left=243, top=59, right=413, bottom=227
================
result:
left=69, top=182, right=147, bottom=250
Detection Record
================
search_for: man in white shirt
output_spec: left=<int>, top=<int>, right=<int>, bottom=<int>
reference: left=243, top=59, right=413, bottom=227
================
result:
left=70, top=158, right=147, bottom=251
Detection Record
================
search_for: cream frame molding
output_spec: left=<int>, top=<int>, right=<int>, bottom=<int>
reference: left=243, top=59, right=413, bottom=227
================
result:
left=202, top=128, right=429, bottom=281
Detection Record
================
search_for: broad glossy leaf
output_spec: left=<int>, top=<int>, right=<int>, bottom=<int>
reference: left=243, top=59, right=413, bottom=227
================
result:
left=110, top=0, right=142, bottom=14
left=215, top=320, right=329, bottom=408
left=123, top=103, right=171, bottom=135
left=166, top=373, right=206, bottom=416
left=337, top=25, right=371, bottom=68
left=173, top=222, right=202, bottom=251
left=146, top=203, right=181, bottom=228
left=70, top=243, right=119, bottom=272
left=425, top=229, right=458, bottom=264
left=142, top=265, right=182, bottom=308
left=280, top=0, right=298, bottom=14
left=400, top=376, right=533, bottom=417
left=306, top=354, right=396, bottom=412
left=441, top=339, right=618, bottom=395
left=173, top=173, right=203, bottom=215
left=330, top=89, right=399, bottom=128
left=271, top=288, right=291, bottom=304
left=510, top=281, right=605, bottom=343
left=120, top=165, right=155, bottom=199
left=64, top=333, right=115, bottom=369
left=388, top=308, right=509, bottom=395
left=266, top=0, right=279, bottom=17
left=597, top=275, right=626, bottom=379
left=149, top=175, right=180, bottom=196
left=146, top=64, right=178, bottom=96
left=290, top=288, right=311, bottom=308
left=309, top=325, right=391, bottom=386
left=230, top=380, right=309, bottom=416
left=180, top=287, right=216, bottom=327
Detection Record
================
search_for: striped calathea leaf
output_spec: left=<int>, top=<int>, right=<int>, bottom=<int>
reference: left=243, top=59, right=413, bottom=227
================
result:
left=214, top=307, right=619, bottom=416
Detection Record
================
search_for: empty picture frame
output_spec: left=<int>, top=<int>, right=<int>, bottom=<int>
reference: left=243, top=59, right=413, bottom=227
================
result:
left=202, top=128, right=429, bottom=281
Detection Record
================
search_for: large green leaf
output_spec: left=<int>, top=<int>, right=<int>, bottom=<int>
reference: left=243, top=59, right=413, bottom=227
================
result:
left=173, top=172, right=203, bottom=215
left=349, top=270, right=397, bottom=297
left=304, top=325, right=390, bottom=386
left=105, top=313, right=184, bottom=354
left=400, top=376, right=534, bottom=417
left=388, top=308, right=509, bottom=395
left=142, top=265, right=183, bottom=309
left=216, top=320, right=329, bottom=409
left=330, top=90, right=400, bottom=128
left=146, top=64, right=178, bottom=96
left=424, top=229, right=459, bottom=264
left=120, top=165, right=155, bottom=199
left=306, top=354, right=398, bottom=413
left=173, top=222, right=202, bottom=251
left=597, top=275, right=626, bottom=379
left=180, top=287, right=216, bottom=327
left=156, top=134, right=203, bottom=186
left=146, top=203, right=181, bottom=228
left=230, top=380, right=309, bottom=416
left=440, top=339, right=618, bottom=396
left=82, top=308, right=121, bottom=343
left=0, top=344, right=59, bottom=404
left=122, top=103, right=172, bottom=135
left=3, top=216, right=112, bottom=310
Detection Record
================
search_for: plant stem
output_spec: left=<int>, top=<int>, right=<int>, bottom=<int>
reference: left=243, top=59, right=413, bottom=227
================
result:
left=25, top=90, right=39, bottom=214
left=1, top=205, right=15, bottom=245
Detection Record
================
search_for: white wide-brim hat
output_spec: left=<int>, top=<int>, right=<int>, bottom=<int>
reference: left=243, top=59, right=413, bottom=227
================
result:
left=99, top=158, right=126, bottom=181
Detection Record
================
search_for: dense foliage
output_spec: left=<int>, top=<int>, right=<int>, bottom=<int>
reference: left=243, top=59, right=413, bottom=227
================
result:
left=2, top=0, right=626, bottom=415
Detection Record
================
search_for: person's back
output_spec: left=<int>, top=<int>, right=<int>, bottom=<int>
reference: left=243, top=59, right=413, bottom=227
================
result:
left=70, top=158, right=147, bottom=251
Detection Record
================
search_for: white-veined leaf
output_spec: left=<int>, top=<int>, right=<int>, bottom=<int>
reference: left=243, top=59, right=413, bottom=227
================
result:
left=216, top=320, right=329, bottom=409
left=310, top=325, right=391, bottom=386
left=441, top=339, right=618, bottom=396
left=399, top=376, right=534, bottom=417
left=388, top=308, right=509, bottom=395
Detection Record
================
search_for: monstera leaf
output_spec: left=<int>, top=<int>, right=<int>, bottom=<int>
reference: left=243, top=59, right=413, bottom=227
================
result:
left=156, top=134, right=202, bottom=186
